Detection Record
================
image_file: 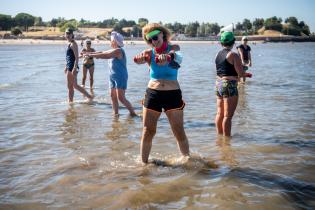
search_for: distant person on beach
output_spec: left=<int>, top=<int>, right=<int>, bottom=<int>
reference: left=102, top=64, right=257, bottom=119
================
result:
left=133, top=23, right=190, bottom=164
left=82, top=31, right=136, bottom=116
left=79, top=39, right=96, bottom=89
left=237, top=36, right=252, bottom=83
left=64, top=28, right=93, bottom=103
left=215, top=31, right=244, bottom=137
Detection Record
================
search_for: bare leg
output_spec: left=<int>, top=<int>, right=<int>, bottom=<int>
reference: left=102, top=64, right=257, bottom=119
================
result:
left=82, top=66, right=87, bottom=87
left=165, top=109, right=190, bottom=157
left=66, top=71, right=74, bottom=103
left=222, top=96, right=238, bottom=136
left=215, top=97, right=224, bottom=135
left=72, top=70, right=93, bottom=100
left=140, top=108, right=161, bottom=163
left=116, top=88, right=136, bottom=116
left=89, top=66, right=94, bottom=89
left=110, top=88, right=119, bottom=115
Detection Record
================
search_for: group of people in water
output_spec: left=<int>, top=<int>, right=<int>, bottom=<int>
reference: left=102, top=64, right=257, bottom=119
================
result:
left=64, top=23, right=252, bottom=164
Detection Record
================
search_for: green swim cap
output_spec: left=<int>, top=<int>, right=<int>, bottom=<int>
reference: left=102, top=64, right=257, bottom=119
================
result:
left=220, top=31, right=235, bottom=44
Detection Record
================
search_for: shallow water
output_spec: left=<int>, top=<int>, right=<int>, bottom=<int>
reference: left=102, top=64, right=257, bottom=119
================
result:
left=0, top=42, right=315, bottom=209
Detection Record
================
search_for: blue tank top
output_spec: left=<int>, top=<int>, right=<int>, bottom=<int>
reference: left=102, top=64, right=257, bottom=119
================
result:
left=66, top=43, right=76, bottom=70
left=108, top=48, right=128, bottom=79
left=150, top=45, right=178, bottom=80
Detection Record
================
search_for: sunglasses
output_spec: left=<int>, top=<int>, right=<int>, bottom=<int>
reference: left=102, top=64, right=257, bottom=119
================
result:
left=148, top=35, right=159, bottom=43
left=86, top=42, right=91, bottom=45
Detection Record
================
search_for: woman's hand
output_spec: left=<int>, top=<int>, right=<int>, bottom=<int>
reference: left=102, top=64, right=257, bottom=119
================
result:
left=134, top=52, right=148, bottom=64
left=156, top=54, right=168, bottom=65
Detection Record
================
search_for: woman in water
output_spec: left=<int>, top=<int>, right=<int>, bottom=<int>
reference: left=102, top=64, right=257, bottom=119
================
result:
left=64, top=28, right=93, bottom=103
left=134, top=23, right=190, bottom=164
left=237, top=36, right=252, bottom=83
left=214, top=31, right=244, bottom=137
left=82, top=31, right=136, bottom=117
left=80, top=39, right=96, bottom=89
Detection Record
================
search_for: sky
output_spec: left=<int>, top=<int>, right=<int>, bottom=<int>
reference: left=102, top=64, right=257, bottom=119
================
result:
left=1, top=0, right=315, bottom=32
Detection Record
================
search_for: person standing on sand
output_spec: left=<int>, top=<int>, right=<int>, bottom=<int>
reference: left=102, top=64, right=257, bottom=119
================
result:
left=80, top=39, right=96, bottom=89
left=237, top=36, right=252, bottom=83
left=64, top=28, right=93, bottom=103
left=82, top=31, right=136, bottom=117
left=133, top=23, right=190, bottom=164
left=215, top=31, right=244, bottom=137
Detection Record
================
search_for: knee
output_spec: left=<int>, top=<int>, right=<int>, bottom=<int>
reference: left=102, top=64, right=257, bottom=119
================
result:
left=143, top=126, right=156, bottom=137
left=118, top=94, right=126, bottom=102
left=223, top=114, right=233, bottom=121
left=110, top=92, right=116, bottom=100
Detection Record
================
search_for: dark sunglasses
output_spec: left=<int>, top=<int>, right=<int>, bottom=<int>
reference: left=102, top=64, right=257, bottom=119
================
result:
left=148, top=35, right=159, bottom=43
left=86, top=42, right=91, bottom=45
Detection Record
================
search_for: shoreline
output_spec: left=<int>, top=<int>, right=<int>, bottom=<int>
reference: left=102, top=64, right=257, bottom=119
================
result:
left=0, top=39, right=222, bottom=45
left=1, top=36, right=314, bottom=45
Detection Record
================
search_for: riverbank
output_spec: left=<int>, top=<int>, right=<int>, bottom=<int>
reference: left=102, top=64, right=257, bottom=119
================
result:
left=1, top=36, right=314, bottom=46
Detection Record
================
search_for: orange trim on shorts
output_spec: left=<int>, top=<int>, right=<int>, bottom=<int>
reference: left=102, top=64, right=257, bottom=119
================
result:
left=165, top=100, right=186, bottom=112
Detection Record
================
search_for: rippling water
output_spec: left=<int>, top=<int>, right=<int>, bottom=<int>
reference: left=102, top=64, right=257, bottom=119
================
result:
left=0, top=42, right=315, bottom=209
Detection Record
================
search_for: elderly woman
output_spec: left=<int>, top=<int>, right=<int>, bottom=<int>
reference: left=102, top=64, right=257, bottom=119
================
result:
left=82, top=31, right=136, bottom=116
left=64, top=28, right=93, bottom=103
left=134, top=23, right=189, bottom=164
left=215, top=31, right=244, bottom=137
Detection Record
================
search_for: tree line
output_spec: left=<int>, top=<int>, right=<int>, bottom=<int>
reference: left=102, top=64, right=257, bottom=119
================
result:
left=0, top=12, right=311, bottom=37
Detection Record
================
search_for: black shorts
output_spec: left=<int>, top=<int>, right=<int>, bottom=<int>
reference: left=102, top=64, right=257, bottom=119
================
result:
left=143, top=88, right=185, bottom=112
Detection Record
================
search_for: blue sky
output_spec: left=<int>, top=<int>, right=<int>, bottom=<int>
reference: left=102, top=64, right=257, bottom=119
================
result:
left=1, top=0, right=315, bottom=32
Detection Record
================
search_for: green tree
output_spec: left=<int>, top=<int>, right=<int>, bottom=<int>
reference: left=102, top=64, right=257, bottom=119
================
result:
left=59, top=20, right=78, bottom=32
left=264, top=16, right=283, bottom=32
left=14, top=13, right=35, bottom=31
left=50, top=18, right=58, bottom=27
left=185, top=22, right=199, bottom=37
left=299, top=21, right=310, bottom=36
left=0, top=14, right=13, bottom=30
left=235, top=22, right=243, bottom=31
left=173, top=22, right=184, bottom=34
left=113, top=23, right=125, bottom=35
left=253, top=18, right=264, bottom=33
left=197, top=23, right=206, bottom=37
left=242, top=19, right=252, bottom=33
left=206, top=23, right=220, bottom=35
left=138, top=18, right=148, bottom=27
left=34, top=17, right=44, bottom=27
left=285, top=17, right=299, bottom=26
left=131, top=25, right=141, bottom=37
left=11, top=27, right=22, bottom=36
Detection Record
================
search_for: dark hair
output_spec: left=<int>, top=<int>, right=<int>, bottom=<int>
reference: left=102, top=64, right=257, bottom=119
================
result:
left=221, top=39, right=235, bottom=47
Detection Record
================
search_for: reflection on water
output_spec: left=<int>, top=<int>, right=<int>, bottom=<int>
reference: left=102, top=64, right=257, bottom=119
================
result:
left=0, top=43, right=315, bottom=209
left=216, top=136, right=239, bottom=167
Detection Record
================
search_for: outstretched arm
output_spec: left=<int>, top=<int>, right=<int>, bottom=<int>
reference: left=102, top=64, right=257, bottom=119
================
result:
left=84, top=48, right=121, bottom=59
left=134, top=49, right=152, bottom=65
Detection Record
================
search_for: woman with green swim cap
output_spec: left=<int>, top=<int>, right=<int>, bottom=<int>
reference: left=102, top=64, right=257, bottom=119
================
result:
left=214, top=31, right=244, bottom=137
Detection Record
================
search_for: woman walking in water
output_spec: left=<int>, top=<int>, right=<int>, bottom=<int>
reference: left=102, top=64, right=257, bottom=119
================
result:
left=82, top=31, right=136, bottom=117
left=64, top=28, right=93, bottom=103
